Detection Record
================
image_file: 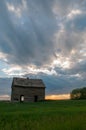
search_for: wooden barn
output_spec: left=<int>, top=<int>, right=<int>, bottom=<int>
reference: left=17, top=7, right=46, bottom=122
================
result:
left=11, top=77, right=46, bottom=102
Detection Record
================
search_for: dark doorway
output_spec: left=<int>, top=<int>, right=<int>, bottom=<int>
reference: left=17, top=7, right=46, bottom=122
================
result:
left=34, top=95, right=38, bottom=102
left=20, top=95, right=24, bottom=102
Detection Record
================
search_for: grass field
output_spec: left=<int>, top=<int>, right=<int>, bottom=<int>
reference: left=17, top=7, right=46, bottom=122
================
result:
left=0, top=100, right=86, bottom=130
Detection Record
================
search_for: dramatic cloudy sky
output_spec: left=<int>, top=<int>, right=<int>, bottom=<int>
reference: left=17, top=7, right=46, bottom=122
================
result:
left=0, top=0, right=86, bottom=98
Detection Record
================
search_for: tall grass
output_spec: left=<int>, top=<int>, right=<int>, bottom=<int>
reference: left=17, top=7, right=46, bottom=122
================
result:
left=0, top=100, right=86, bottom=130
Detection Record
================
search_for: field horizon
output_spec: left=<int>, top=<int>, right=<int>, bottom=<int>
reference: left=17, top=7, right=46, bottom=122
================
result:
left=0, top=93, right=70, bottom=101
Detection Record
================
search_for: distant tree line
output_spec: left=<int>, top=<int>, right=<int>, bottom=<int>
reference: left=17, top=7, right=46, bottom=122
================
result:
left=70, top=87, right=86, bottom=99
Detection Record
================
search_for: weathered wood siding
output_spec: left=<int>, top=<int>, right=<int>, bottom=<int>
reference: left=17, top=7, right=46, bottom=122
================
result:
left=11, top=86, right=45, bottom=102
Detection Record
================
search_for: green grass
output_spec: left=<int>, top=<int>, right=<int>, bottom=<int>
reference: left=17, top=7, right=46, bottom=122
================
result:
left=0, top=100, right=86, bottom=130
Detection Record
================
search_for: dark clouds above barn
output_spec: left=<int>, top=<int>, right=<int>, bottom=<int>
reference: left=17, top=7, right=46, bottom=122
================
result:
left=0, top=0, right=59, bottom=66
left=0, top=0, right=86, bottom=95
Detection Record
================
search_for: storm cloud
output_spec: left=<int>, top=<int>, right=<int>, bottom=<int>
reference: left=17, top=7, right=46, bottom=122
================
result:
left=0, top=0, right=59, bottom=66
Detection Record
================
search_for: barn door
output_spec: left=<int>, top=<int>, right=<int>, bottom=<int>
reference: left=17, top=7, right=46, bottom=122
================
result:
left=34, top=95, right=38, bottom=102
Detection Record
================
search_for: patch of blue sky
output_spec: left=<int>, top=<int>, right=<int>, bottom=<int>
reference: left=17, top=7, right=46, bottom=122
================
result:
left=0, top=60, right=9, bottom=77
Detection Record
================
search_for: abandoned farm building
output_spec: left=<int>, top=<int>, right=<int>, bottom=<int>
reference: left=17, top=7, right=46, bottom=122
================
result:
left=11, top=77, right=46, bottom=102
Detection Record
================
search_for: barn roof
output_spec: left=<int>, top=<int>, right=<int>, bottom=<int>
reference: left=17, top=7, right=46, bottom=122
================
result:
left=12, top=77, right=46, bottom=88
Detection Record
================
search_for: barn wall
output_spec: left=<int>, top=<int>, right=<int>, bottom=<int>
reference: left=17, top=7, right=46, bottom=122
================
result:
left=11, top=86, right=45, bottom=102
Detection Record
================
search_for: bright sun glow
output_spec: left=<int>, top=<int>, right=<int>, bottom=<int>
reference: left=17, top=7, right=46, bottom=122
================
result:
left=46, top=94, right=70, bottom=100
